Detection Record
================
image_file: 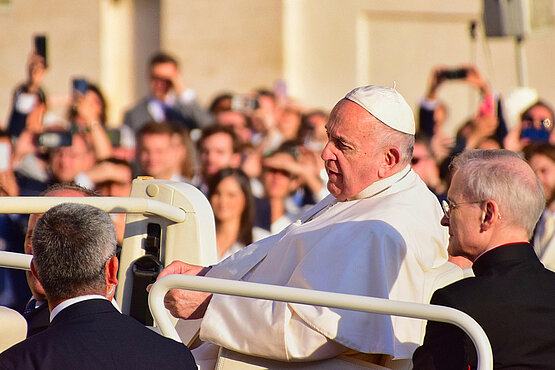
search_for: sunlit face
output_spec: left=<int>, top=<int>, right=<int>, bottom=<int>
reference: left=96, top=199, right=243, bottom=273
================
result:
left=50, top=135, right=94, bottom=182
left=441, top=170, right=485, bottom=260
left=149, top=62, right=176, bottom=101
left=277, top=111, right=301, bottom=141
left=96, top=164, right=133, bottom=197
left=305, top=113, right=328, bottom=142
left=200, top=133, right=238, bottom=179
left=529, top=153, right=555, bottom=200
left=411, top=142, right=437, bottom=186
left=210, top=176, right=246, bottom=223
left=84, top=90, right=103, bottom=120
left=321, top=100, right=383, bottom=200
left=217, top=111, right=251, bottom=143
left=262, top=152, right=296, bottom=199
left=139, top=133, right=176, bottom=179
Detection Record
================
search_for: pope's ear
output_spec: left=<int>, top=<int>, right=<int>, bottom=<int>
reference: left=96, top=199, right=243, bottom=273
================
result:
left=378, top=147, right=401, bottom=177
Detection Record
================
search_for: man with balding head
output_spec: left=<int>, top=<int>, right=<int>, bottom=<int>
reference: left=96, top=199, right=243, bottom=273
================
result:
left=156, top=85, right=452, bottom=366
left=413, top=149, right=555, bottom=369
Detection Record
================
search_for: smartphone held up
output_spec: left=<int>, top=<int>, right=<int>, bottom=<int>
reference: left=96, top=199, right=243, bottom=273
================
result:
left=33, top=34, right=48, bottom=67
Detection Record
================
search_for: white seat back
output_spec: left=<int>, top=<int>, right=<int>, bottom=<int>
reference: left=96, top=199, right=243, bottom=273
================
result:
left=116, top=178, right=218, bottom=314
left=0, top=306, right=27, bottom=353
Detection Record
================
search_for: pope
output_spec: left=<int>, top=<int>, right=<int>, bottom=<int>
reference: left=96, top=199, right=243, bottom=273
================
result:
left=155, top=85, right=453, bottom=367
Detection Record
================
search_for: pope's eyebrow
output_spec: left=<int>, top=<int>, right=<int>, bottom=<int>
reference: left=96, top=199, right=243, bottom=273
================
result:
left=325, top=126, right=353, bottom=146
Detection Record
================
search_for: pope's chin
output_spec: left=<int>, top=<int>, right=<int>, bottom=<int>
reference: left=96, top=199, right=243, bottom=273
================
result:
left=326, top=181, right=346, bottom=200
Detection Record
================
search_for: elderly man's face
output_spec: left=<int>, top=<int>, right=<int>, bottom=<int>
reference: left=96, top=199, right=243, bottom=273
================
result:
left=321, top=100, right=383, bottom=200
left=441, top=170, right=485, bottom=260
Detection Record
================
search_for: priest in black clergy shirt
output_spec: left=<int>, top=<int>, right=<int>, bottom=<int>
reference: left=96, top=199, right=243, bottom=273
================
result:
left=413, top=149, right=555, bottom=369
left=0, top=203, right=196, bottom=370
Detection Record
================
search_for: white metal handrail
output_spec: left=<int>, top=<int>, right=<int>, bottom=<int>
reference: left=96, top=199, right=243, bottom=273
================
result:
left=149, top=275, right=493, bottom=370
left=0, top=197, right=186, bottom=223
left=0, top=251, right=32, bottom=270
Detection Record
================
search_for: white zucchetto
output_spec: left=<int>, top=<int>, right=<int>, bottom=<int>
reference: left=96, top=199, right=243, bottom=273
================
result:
left=345, top=85, right=415, bottom=135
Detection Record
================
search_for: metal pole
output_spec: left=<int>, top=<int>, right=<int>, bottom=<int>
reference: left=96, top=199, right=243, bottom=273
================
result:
left=0, top=197, right=186, bottom=223
left=515, top=35, right=528, bottom=86
left=0, top=251, right=32, bottom=270
left=148, top=275, right=494, bottom=370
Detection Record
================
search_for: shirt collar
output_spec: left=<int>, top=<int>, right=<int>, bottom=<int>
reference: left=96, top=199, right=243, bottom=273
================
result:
left=50, top=294, right=108, bottom=322
left=348, top=165, right=411, bottom=201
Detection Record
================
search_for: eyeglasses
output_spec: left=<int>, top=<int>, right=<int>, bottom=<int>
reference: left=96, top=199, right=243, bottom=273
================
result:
left=441, top=199, right=484, bottom=219
left=150, top=74, right=172, bottom=84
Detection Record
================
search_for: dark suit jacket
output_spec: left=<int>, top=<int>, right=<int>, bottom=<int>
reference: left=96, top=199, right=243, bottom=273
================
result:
left=23, top=300, right=50, bottom=337
left=413, top=242, right=555, bottom=369
left=123, top=97, right=208, bottom=133
left=0, top=298, right=197, bottom=369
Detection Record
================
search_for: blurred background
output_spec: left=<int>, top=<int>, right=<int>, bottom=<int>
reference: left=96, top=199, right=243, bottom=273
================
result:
left=1, top=0, right=555, bottom=133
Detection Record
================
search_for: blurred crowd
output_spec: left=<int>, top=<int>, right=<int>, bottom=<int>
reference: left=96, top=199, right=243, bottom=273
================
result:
left=2, top=50, right=555, bottom=314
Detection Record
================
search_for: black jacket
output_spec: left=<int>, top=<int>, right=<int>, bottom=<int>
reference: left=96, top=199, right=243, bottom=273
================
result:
left=413, top=243, right=555, bottom=369
left=0, top=298, right=197, bottom=369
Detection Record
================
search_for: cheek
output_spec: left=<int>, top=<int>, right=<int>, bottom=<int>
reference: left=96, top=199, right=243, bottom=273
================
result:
left=234, top=195, right=246, bottom=211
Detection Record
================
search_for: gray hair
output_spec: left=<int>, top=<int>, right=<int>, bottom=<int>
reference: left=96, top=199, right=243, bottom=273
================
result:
left=32, top=203, right=117, bottom=301
left=371, top=119, right=414, bottom=166
left=451, top=149, right=545, bottom=237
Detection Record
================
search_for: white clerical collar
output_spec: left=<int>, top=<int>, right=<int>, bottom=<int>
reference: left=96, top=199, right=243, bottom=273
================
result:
left=50, top=295, right=108, bottom=322
left=348, top=165, right=411, bottom=201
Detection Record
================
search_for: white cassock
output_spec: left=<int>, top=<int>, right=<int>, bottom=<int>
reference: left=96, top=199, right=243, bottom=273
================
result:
left=194, top=165, right=449, bottom=363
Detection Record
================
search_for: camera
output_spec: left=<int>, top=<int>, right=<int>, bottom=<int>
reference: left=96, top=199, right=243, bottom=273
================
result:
left=438, top=68, right=468, bottom=80
left=37, top=131, right=73, bottom=149
left=231, top=95, right=260, bottom=112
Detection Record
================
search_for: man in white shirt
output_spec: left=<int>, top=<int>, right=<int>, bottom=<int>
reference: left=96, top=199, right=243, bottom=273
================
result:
left=156, top=85, right=454, bottom=366
left=0, top=203, right=197, bottom=369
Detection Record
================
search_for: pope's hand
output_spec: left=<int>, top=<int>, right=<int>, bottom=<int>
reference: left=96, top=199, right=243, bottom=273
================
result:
left=148, top=261, right=212, bottom=320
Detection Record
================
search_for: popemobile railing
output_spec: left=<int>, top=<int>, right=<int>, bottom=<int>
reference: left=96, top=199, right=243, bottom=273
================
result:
left=148, top=274, right=494, bottom=370
left=0, top=178, right=493, bottom=369
left=0, top=178, right=219, bottom=319
left=0, top=195, right=185, bottom=272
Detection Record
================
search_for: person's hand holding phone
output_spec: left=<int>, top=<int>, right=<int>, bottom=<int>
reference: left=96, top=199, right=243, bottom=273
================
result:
left=464, top=65, right=491, bottom=95
left=76, top=90, right=102, bottom=125
left=426, top=65, right=449, bottom=100
left=27, top=53, right=46, bottom=93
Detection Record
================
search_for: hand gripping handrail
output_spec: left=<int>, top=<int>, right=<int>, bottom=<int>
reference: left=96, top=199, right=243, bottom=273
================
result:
left=0, top=197, right=186, bottom=223
left=148, top=275, right=493, bottom=370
